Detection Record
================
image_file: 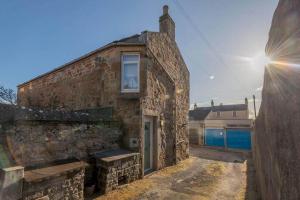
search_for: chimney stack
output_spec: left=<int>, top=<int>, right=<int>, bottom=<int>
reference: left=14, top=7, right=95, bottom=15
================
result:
left=194, top=103, right=197, bottom=110
left=159, top=5, right=175, bottom=40
left=245, top=97, right=248, bottom=105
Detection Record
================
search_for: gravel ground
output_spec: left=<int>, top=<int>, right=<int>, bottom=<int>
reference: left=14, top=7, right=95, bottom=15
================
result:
left=94, top=146, right=259, bottom=200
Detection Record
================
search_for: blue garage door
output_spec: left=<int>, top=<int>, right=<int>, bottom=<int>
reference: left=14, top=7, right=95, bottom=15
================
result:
left=227, top=129, right=252, bottom=150
left=205, top=129, right=225, bottom=147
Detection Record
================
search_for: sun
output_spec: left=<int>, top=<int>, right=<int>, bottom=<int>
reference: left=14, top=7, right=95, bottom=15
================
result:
left=251, top=53, right=272, bottom=67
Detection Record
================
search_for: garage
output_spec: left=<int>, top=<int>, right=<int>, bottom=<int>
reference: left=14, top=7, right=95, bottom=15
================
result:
left=204, top=129, right=225, bottom=147
left=226, top=129, right=252, bottom=150
left=205, top=128, right=252, bottom=150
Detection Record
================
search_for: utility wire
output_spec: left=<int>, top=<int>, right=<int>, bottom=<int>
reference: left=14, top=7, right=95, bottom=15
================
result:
left=173, top=0, right=248, bottom=90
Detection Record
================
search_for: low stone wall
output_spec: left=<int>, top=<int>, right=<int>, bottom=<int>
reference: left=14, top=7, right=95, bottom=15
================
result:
left=0, top=103, right=15, bottom=123
left=5, top=122, right=121, bottom=168
left=0, top=105, right=122, bottom=168
left=23, top=162, right=86, bottom=200
left=95, top=150, right=140, bottom=194
left=0, top=166, right=24, bottom=200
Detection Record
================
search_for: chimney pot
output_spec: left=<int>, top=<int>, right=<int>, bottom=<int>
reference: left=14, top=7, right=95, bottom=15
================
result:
left=163, top=5, right=169, bottom=15
left=159, top=5, right=175, bottom=40
left=211, top=100, right=214, bottom=107
left=245, top=98, right=248, bottom=105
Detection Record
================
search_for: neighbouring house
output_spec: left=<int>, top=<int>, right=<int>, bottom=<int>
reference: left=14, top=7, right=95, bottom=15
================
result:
left=4, top=5, right=189, bottom=198
left=189, top=98, right=253, bottom=150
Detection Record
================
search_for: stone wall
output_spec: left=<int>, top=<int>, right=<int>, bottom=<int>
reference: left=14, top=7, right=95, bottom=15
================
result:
left=96, top=151, right=140, bottom=194
left=0, top=105, right=122, bottom=168
left=253, top=1, right=300, bottom=199
left=23, top=168, right=85, bottom=200
left=17, top=45, right=145, bottom=149
left=0, top=103, right=15, bottom=123
left=142, top=51, right=176, bottom=168
left=16, top=30, right=190, bottom=172
left=5, top=122, right=121, bottom=168
left=146, top=32, right=190, bottom=162
left=0, top=106, right=123, bottom=199
left=18, top=45, right=144, bottom=110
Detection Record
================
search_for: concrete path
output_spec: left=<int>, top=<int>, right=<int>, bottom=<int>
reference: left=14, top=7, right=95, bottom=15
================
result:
left=94, top=146, right=258, bottom=200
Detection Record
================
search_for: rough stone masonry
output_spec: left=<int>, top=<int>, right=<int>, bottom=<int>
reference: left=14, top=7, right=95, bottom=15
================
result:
left=17, top=5, right=190, bottom=174
left=0, top=104, right=123, bottom=200
left=253, top=1, right=300, bottom=200
left=0, top=5, right=189, bottom=199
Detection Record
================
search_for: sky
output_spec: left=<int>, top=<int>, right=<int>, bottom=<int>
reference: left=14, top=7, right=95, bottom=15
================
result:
left=0, top=0, right=278, bottom=117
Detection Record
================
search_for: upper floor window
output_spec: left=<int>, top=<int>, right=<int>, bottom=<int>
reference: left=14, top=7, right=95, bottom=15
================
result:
left=233, top=111, right=237, bottom=117
left=217, top=111, right=221, bottom=117
left=121, top=54, right=140, bottom=92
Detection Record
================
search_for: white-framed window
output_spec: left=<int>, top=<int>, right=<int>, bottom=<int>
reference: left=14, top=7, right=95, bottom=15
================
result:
left=121, top=53, right=140, bottom=93
left=217, top=111, right=221, bottom=117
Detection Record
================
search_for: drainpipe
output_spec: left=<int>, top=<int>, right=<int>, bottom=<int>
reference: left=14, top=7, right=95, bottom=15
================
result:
left=174, top=85, right=178, bottom=164
left=224, top=127, right=227, bottom=150
left=253, top=95, right=257, bottom=119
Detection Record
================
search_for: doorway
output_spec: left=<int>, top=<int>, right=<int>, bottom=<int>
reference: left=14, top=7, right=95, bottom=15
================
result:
left=144, top=116, right=153, bottom=172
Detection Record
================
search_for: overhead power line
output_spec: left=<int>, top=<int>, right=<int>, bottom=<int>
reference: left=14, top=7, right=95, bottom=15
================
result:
left=173, top=0, right=248, bottom=90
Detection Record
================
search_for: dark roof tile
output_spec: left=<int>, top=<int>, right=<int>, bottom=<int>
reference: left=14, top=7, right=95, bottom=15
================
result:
left=189, top=104, right=248, bottom=121
left=212, top=104, right=248, bottom=112
left=189, top=107, right=211, bottom=121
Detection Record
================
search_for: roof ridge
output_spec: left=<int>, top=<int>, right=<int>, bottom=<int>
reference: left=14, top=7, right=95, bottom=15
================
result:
left=114, top=34, right=141, bottom=43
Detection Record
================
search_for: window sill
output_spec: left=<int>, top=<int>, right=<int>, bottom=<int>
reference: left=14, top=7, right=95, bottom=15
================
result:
left=119, top=92, right=140, bottom=99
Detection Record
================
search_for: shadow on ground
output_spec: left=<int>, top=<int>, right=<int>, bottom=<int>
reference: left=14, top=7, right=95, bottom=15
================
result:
left=93, top=146, right=260, bottom=200
left=190, top=145, right=260, bottom=200
left=190, top=145, right=249, bottom=163
left=245, top=159, right=260, bottom=200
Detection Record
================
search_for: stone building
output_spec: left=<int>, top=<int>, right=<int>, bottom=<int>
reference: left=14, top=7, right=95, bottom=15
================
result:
left=189, top=99, right=252, bottom=150
left=17, top=5, right=189, bottom=177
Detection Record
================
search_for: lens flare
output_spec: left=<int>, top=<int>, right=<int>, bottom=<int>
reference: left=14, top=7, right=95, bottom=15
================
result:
left=251, top=54, right=272, bottom=67
left=269, top=60, right=300, bottom=68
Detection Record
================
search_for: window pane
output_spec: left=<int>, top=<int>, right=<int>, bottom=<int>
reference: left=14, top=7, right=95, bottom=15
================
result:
left=123, top=55, right=139, bottom=62
left=123, top=63, right=138, bottom=90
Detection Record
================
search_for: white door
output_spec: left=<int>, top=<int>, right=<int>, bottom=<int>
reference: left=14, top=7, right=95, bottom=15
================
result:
left=144, top=116, right=153, bottom=172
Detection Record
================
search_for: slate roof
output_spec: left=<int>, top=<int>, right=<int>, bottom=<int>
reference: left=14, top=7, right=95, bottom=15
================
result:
left=189, top=104, right=248, bottom=121
left=212, top=104, right=248, bottom=112
left=111, top=34, right=144, bottom=44
left=189, top=107, right=211, bottom=121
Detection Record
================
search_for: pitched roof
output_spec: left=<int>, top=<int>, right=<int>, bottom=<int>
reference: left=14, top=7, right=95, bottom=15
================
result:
left=112, top=34, right=144, bottom=44
left=189, top=104, right=248, bottom=121
left=189, top=107, right=211, bottom=121
left=212, top=104, right=248, bottom=112
left=18, top=33, right=146, bottom=87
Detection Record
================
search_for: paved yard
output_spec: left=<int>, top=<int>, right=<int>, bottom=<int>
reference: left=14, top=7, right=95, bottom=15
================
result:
left=93, top=146, right=258, bottom=200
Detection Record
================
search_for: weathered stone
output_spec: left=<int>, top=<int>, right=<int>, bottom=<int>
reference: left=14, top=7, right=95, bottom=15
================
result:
left=23, top=168, right=85, bottom=200
left=94, top=150, right=140, bottom=194
left=0, top=166, right=24, bottom=200
left=12, top=6, right=189, bottom=185
left=253, top=1, right=300, bottom=200
left=1, top=121, right=121, bottom=168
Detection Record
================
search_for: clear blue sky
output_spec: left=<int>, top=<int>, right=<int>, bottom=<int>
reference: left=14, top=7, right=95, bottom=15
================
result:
left=0, top=0, right=278, bottom=116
